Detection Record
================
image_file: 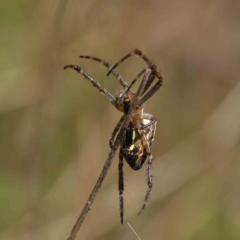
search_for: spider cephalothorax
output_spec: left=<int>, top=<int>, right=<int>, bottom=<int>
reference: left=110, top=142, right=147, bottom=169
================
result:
left=64, top=48, right=163, bottom=224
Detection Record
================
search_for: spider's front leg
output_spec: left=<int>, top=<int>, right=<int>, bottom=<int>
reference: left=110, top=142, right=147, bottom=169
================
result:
left=139, top=70, right=163, bottom=106
left=63, top=64, right=117, bottom=108
left=79, top=55, right=128, bottom=88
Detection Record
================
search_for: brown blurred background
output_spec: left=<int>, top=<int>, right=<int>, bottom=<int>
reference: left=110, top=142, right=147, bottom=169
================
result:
left=0, top=0, right=240, bottom=239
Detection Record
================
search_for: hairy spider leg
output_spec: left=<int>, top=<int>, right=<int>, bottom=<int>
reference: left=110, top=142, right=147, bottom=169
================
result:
left=142, top=73, right=156, bottom=95
left=63, top=65, right=117, bottom=108
left=108, top=48, right=163, bottom=103
left=138, top=154, right=153, bottom=215
left=125, top=67, right=163, bottom=107
left=80, top=55, right=128, bottom=88
left=124, top=66, right=163, bottom=107
left=107, top=48, right=154, bottom=76
left=125, top=66, right=152, bottom=94
left=107, top=48, right=156, bottom=76
left=129, top=112, right=156, bottom=212
left=119, top=148, right=124, bottom=224
left=139, top=76, right=163, bottom=106
left=126, top=67, right=163, bottom=106
left=106, top=48, right=163, bottom=106
left=137, top=114, right=157, bottom=215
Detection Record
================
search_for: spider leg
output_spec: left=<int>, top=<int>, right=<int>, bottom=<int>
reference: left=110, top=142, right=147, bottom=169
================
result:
left=125, top=66, right=152, bottom=94
left=126, top=67, right=162, bottom=106
left=109, top=115, right=125, bottom=148
left=139, top=75, right=163, bottom=106
left=106, top=48, right=163, bottom=105
left=117, top=70, right=151, bottom=224
left=137, top=154, right=153, bottom=216
left=142, top=73, right=155, bottom=96
left=134, top=128, right=153, bottom=216
left=119, top=148, right=124, bottom=224
left=115, top=68, right=151, bottom=113
left=80, top=56, right=128, bottom=88
left=107, top=48, right=155, bottom=76
left=131, top=114, right=156, bottom=215
left=63, top=65, right=117, bottom=108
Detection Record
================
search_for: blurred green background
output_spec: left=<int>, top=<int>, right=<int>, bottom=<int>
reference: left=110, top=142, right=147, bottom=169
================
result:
left=1, top=1, right=240, bottom=239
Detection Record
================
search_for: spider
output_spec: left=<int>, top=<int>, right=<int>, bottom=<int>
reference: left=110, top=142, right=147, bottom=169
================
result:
left=64, top=49, right=163, bottom=224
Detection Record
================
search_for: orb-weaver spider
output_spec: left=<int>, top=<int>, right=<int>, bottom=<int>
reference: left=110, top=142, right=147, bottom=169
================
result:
left=64, top=49, right=163, bottom=224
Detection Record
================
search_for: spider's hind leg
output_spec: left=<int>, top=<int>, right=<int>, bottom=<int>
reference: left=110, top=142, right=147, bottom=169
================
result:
left=137, top=154, right=153, bottom=215
left=119, top=148, right=124, bottom=224
left=136, top=121, right=155, bottom=215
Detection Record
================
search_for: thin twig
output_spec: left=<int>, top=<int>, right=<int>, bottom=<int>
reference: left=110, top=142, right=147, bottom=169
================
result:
left=66, top=70, right=150, bottom=240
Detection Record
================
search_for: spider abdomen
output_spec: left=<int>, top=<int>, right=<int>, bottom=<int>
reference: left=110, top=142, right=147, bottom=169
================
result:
left=122, top=115, right=157, bottom=170
left=122, top=129, right=146, bottom=170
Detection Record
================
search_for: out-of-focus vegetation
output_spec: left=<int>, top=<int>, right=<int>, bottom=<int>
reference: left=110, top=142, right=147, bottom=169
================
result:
left=0, top=1, right=240, bottom=239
